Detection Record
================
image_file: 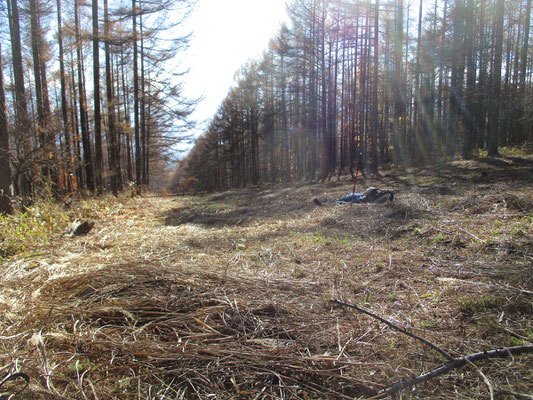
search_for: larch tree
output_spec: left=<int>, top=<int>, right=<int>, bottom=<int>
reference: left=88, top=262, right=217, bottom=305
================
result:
left=488, top=0, right=505, bottom=156
left=0, top=45, right=13, bottom=214
left=93, top=0, right=104, bottom=193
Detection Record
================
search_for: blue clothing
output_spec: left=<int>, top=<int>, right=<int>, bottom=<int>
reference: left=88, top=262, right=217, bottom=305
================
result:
left=335, top=192, right=366, bottom=204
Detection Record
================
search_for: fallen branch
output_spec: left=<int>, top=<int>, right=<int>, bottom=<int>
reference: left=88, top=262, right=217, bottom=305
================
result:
left=383, top=345, right=533, bottom=396
left=330, top=299, right=454, bottom=361
left=0, top=372, right=30, bottom=397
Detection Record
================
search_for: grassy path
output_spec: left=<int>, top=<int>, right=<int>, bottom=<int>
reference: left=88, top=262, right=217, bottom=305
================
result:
left=1, top=157, right=532, bottom=398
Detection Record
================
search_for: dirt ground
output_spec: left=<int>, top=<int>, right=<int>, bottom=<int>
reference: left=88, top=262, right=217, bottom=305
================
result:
left=1, top=156, right=532, bottom=399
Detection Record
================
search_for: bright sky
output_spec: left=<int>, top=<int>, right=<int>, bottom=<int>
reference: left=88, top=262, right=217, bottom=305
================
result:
left=179, top=0, right=290, bottom=153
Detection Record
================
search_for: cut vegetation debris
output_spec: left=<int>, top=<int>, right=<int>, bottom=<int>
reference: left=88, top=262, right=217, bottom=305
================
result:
left=1, top=156, right=533, bottom=399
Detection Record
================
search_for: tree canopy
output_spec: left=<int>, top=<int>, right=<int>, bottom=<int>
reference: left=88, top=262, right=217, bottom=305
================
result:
left=0, top=0, right=196, bottom=211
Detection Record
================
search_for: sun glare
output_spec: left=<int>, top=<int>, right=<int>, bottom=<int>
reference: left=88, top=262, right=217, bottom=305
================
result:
left=181, top=0, right=289, bottom=149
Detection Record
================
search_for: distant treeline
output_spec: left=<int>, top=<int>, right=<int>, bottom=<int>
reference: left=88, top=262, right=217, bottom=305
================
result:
left=171, top=0, right=533, bottom=193
left=0, top=0, right=196, bottom=213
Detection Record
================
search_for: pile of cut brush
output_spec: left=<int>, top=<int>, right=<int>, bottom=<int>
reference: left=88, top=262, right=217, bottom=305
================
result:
left=1, top=263, right=385, bottom=399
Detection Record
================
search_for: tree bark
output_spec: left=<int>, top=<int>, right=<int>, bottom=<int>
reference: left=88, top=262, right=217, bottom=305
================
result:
left=104, top=0, right=121, bottom=195
left=463, top=0, right=475, bottom=158
left=56, top=0, right=72, bottom=193
left=93, top=0, right=104, bottom=193
left=520, top=0, right=532, bottom=143
left=75, top=0, right=95, bottom=191
left=488, top=0, right=504, bottom=156
left=0, top=45, right=13, bottom=214
left=8, top=0, right=32, bottom=196
left=132, top=0, right=142, bottom=186
left=140, top=13, right=147, bottom=185
left=370, top=0, right=379, bottom=172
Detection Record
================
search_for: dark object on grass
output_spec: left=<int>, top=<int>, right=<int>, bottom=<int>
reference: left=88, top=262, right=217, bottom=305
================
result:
left=335, top=187, right=394, bottom=204
left=0, top=372, right=30, bottom=397
left=313, top=198, right=323, bottom=206
left=383, top=345, right=533, bottom=396
left=72, top=220, right=94, bottom=236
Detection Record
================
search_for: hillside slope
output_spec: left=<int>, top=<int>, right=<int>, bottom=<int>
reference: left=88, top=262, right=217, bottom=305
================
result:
left=1, top=156, right=532, bottom=399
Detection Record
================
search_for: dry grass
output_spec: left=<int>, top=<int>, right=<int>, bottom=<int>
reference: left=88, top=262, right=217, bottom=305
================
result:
left=1, top=156, right=532, bottom=399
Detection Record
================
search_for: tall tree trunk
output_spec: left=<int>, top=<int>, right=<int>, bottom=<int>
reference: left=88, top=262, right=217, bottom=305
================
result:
left=250, top=105, right=259, bottom=185
left=320, top=2, right=328, bottom=180
left=140, top=14, right=147, bottom=185
left=29, top=0, right=45, bottom=146
left=413, top=0, right=423, bottom=163
left=392, top=0, right=404, bottom=167
left=8, top=0, right=32, bottom=196
left=463, top=0, right=476, bottom=158
left=488, top=0, right=504, bottom=156
left=132, top=0, right=142, bottom=186
left=370, top=0, right=379, bottom=172
left=70, top=49, right=84, bottom=189
left=104, top=0, right=121, bottom=195
left=30, top=0, right=57, bottom=191
left=476, top=0, right=487, bottom=149
left=75, top=0, right=95, bottom=191
left=520, top=0, right=532, bottom=143
left=93, top=0, right=104, bottom=193
left=448, top=0, right=465, bottom=157
left=0, top=45, right=13, bottom=214
left=120, top=44, right=134, bottom=183
left=56, top=0, right=72, bottom=193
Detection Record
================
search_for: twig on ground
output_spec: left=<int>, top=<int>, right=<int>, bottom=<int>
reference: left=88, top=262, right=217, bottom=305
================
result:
left=330, top=299, right=454, bottom=361
left=383, top=345, right=533, bottom=396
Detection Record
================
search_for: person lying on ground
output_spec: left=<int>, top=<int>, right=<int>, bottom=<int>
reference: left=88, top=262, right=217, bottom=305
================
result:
left=313, top=187, right=394, bottom=206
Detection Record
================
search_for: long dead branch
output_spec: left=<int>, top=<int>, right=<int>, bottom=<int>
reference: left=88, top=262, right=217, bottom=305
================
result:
left=330, top=299, right=454, bottom=361
left=383, top=345, right=533, bottom=395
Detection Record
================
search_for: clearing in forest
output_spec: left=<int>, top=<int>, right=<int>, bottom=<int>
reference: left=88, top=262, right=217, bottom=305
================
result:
left=1, top=156, right=532, bottom=399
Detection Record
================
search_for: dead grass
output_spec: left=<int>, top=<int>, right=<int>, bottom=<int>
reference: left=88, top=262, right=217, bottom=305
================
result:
left=1, top=156, right=532, bottom=399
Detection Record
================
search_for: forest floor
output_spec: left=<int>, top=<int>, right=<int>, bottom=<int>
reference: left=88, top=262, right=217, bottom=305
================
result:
left=1, top=155, right=533, bottom=399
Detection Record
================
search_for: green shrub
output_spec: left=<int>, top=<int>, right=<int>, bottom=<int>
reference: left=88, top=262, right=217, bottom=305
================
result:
left=0, top=198, right=71, bottom=259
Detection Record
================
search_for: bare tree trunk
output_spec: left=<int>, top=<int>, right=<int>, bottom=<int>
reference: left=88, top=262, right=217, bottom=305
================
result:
left=93, top=0, right=104, bottom=193
left=463, top=0, right=475, bottom=159
left=120, top=44, right=134, bottom=183
left=0, top=45, right=13, bottom=214
left=140, top=13, right=147, bottom=185
left=370, top=0, right=379, bottom=172
left=320, top=1, right=328, bottom=180
left=8, top=0, right=32, bottom=197
left=56, top=0, right=72, bottom=193
left=75, top=0, right=95, bottom=192
left=520, top=0, right=532, bottom=143
left=132, top=0, right=142, bottom=186
left=488, top=0, right=504, bottom=156
left=104, top=0, right=121, bottom=195
left=70, top=49, right=84, bottom=189
left=392, top=0, right=404, bottom=167
left=29, top=0, right=45, bottom=146
left=448, top=0, right=465, bottom=157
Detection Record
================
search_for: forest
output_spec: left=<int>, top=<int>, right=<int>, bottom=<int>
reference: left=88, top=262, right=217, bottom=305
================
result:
left=0, top=0, right=196, bottom=213
left=172, top=0, right=533, bottom=192
left=0, top=0, right=532, bottom=398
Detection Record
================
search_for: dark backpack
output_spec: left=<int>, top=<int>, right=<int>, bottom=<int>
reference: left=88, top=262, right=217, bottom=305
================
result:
left=365, top=189, right=394, bottom=203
